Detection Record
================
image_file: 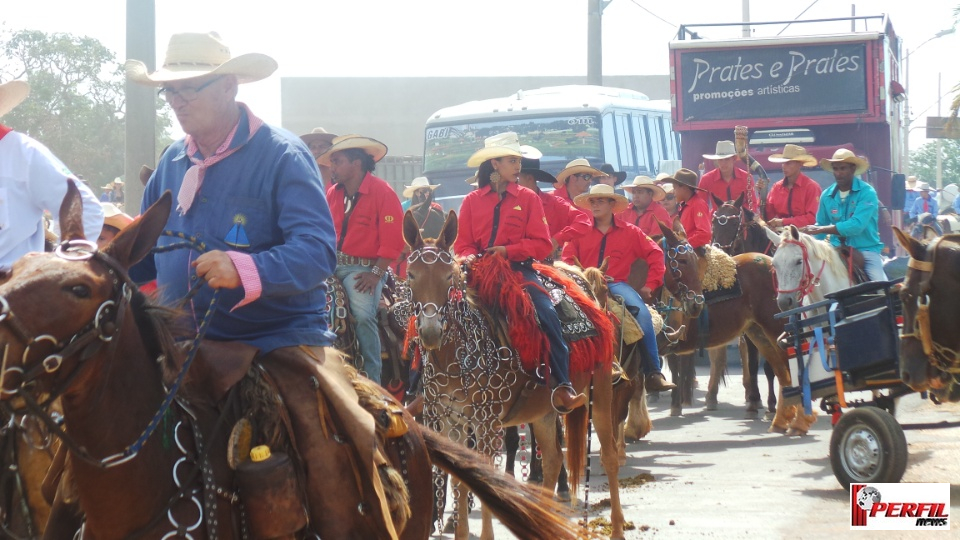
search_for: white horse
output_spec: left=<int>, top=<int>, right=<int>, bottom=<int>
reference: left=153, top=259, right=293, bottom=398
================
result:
left=767, top=225, right=852, bottom=312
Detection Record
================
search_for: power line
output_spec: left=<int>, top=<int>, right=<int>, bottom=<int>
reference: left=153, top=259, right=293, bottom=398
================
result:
left=778, top=0, right=822, bottom=36
left=627, top=0, right=677, bottom=28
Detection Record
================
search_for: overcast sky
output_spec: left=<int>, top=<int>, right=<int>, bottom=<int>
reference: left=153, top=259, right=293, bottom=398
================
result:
left=5, top=0, right=959, bottom=150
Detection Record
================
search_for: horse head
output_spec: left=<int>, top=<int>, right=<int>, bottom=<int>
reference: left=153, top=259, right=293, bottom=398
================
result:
left=0, top=180, right=172, bottom=400
left=711, top=193, right=746, bottom=255
left=579, top=258, right=611, bottom=308
left=771, top=225, right=809, bottom=311
left=657, top=219, right=704, bottom=318
left=893, top=227, right=959, bottom=398
left=403, top=209, right=458, bottom=350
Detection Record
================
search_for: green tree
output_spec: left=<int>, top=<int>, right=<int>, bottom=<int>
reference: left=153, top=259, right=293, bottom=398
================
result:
left=0, top=29, right=172, bottom=187
left=909, top=139, right=960, bottom=187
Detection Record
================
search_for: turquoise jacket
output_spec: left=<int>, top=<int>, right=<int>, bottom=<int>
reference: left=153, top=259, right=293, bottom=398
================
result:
left=815, top=177, right=884, bottom=253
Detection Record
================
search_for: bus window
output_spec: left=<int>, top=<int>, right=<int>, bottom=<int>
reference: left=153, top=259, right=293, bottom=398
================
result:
left=631, top=114, right=650, bottom=172
left=616, top=113, right=635, bottom=169
left=647, top=116, right=663, bottom=166
left=655, top=117, right=670, bottom=160
left=661, top=115, right=679, bottom=159
left=602, top=112, right=619, bottom=169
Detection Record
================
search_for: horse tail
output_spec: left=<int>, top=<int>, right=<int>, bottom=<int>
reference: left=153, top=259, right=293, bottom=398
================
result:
left=564, top=402, right=589, bottom=497
left=420, top=427, right=578, bottom=540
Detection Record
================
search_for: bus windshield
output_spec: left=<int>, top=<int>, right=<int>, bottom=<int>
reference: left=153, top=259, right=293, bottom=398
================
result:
left=423, top=114, right=602, bottom=172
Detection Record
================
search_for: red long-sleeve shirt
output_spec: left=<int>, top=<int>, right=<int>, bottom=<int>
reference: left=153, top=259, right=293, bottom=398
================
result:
left=553, top=184, right=574, bottom=203
left=617, top=202, right=671, bottom=237
left=561, top=216, right=664, bottom=290
left=678, top=195, right=712, bottom=249
left=765, top=173, right=821, bottom=227
left=698, top=166, right=758, bottom=214
left=539, top=191, right=591, bottom=245
left=454, top=182, right=552, bottom=262
left=326, top=172, right=404, bottom=260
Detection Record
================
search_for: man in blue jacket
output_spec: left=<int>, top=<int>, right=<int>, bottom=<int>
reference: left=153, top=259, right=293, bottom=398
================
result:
left=801, top=149, right=887, bottom=282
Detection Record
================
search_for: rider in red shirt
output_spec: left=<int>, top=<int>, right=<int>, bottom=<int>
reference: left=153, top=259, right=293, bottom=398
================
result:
left=516, top=150, right=591, bottom=256
left=668, top=169, right=712, bottom=251
left=619, top=175, right=671, bottom=237
left=553, top=158, right=601, bottom=204
left=699, top=140, right=759, bottom=215
left=765, top=144, right=822, bottom=229
left=454, top=132, right=586, bottom=413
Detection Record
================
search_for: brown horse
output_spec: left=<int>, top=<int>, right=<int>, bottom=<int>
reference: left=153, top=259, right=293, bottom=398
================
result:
left=403, top=210, right=627, bottom=540
left=710, top=194, right=778, bottom=417
left=0, top=185, right=579, bottom=540
left=893, top=228, right=960, bottom=402
left=658, top=220, right=816, bottom=434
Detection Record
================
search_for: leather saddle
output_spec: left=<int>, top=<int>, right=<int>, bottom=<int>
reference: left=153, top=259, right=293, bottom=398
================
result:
left=836, top=245, right=869, bottom=285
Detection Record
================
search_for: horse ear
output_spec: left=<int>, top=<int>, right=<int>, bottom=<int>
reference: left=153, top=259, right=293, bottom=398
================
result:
left=743, top=206, right=755, bottom=221
left=711, top=193, right=725, bottom=209
left=103, top=191, right=173, bottom=269
left=763, top=225, right=782, bottom=246
left=789, top=224, right=801, bottom=240
left=733, top=192, right=745, bottom=208
left=402, top=210, right=424, bottom=249
left=672, top=216, right=688, bottom=240
left=893, top=226, right=925, bottom=259
left=572, top=256, right=584, bottom=270
left=58, top=180, right=86, bottom=241
left=436, top=210, right=458, bottom=251
left=600, top=257, right=609, bottom=273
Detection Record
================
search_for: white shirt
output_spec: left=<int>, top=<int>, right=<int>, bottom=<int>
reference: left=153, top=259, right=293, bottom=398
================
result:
left=0, top=131, right=104, bottom=269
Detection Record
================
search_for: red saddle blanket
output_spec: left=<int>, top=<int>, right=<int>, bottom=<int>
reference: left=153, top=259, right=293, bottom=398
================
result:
left=466, top=256, right=614, bottom=377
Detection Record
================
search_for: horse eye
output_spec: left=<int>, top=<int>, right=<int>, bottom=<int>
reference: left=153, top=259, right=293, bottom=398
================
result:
left=795, top=260, right=802, bottom=266
left=444, top=273, right=453, bottom=282
left=68, top=284, right=91, bottom=298
left=407, top=272, right=416, bottom=281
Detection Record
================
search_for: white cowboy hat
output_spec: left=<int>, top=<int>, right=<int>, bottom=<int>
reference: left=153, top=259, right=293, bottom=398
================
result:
left=624, top=175, right=666, bottom=201
left=556, top=158, right=603, bottom=184
left=768, top=144, right=818, bottom=167
left=906, top=175, right=918, bottom=187
left=466, top=132, right=523, bottom=167
left=0, top=80, right=29, bottom=118
left=403, top=176, right=440, bottom=198
left=101, top=202, right=134, bottom=231
left=915, top=181, right=933, bottom=192
left=574, top=184, right=630, bottom=213
left=703, top=140, right=737, bottom=160
left=819, top=148, right=869, bottom=175
left=102, top=177, right=124, bottom=189
left=300, top=127, right=338, bottom=149
left=316, top=134, right=388, bottom=166
left=126, top=32, right=277, bottom=85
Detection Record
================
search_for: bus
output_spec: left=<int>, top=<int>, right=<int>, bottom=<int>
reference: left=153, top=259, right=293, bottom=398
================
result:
left=422, top=85, right=681, bottom=210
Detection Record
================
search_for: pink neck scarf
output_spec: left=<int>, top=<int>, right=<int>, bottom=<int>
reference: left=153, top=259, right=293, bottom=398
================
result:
left=177, top=103, right=263, bottom=215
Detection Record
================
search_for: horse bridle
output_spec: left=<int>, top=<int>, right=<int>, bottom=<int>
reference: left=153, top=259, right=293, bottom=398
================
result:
left=900, top=236, right=960, bottom=373
left=407, top=247, right=457, bottom=330
left=712, top=204, right=745, bottom=252
left=661, top=239, right=705, bottom=309
left=772, top=237, right=826, bottom=303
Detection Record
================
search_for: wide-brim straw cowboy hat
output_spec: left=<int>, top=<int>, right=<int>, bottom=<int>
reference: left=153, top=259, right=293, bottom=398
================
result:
left=599, top=163, right=628, bottom=185
left=819, top=148, right=869, bottom=176
left=126, top=32, right=277, bottom=85
left=101, top=202, right=134, bottom=231
left=467, top=132, right=523, bottom=167
left=906, top=175, right=918, bottom=188
left=768, top=144, right=818, bottom=167
left=300, top=127, right=338, bottom=149
left=625, top=175, right=666, bottom=201
left=0, top=80, right=29, bottom=118
left=316, top=134, right=388, bottom=166
left=703, top=140, right=737, bottom=160
left=403, top=176, right=441, bottom=198
left=664, top=168, right=701, bottom=191
left=574, top=184, right=630, bottom=214
left=102, top=177, right=124, bottom=190
left=556, top=158, right=603, bottom=184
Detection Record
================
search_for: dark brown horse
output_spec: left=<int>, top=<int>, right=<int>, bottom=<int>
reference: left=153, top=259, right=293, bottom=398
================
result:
left=893, top=228, right=960, bottom=402
left=658, top=220, right=816, bottom=434
left=0, top=185, right=579, bottom=540
left=710, top=193, right=778, bottom=417
left=403, top=210, right=626, bottom=540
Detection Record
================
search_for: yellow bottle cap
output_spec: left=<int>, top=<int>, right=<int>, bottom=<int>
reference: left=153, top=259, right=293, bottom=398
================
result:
left=250, top=445, right=271, bottom=462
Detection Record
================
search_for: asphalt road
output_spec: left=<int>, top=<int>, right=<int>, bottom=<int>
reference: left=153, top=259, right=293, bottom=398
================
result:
left=444, top=361, right=960, bottom=539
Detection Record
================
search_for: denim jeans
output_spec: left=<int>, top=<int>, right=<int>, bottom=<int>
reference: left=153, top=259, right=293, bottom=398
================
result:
left=335, top=264, right=385, bottom=384
left=608, top=281, right=662, bottom=375
left=514, top=263, right=572, bottom=387
left=861, top=250, right=888, bottom=283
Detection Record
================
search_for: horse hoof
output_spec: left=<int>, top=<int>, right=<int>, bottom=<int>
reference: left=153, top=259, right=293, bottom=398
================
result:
left=556, top=489, right=571, bottom=503
left=681, top=399, right=692, bottom=407
left=786, top=428, right=808, bottom=437
left=763, top=411, right=776, bottom=422
left=670, top=406, right=682, bottom=417
left=744, top=409, right=759, bottom=420
left=768, top=424, right=788, bottom=434
left=705, top=398, right=718, bottom=411
left=442, top=516, right=457, bottom=534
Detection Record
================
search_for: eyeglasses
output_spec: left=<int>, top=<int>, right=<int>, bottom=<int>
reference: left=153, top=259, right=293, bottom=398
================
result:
left=572, top=173, right=594, bottom=181
left=158, top=76, right=224, bottom=103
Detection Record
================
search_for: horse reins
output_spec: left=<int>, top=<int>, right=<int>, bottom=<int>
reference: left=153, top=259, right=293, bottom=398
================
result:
left=660, top=238, right=705, bottom=311
left=711, top=205, right=745, bottom=253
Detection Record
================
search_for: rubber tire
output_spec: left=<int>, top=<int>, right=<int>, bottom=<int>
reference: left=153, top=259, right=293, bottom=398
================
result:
left=830, top=406, right=908, bottom=489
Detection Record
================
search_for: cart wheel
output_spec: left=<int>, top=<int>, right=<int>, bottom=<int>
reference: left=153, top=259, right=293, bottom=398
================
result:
left=830, top=407, right=908, bottom=489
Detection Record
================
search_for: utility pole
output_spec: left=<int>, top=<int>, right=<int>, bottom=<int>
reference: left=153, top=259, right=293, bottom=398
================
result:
left=587, top=0, right=610, bottom=86
left=741, top=0, right=751, bottom=37
left=125, top=0, right=156, bottom=214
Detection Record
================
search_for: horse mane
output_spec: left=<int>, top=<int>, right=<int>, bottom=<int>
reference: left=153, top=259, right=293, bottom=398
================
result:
left=129, top=289, right=186, bottom=374
left=796, top=231, right=848, bottom=278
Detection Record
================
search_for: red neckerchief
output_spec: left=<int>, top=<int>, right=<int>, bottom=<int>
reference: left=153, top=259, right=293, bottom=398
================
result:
left=0, top=124, right=13, bottom=141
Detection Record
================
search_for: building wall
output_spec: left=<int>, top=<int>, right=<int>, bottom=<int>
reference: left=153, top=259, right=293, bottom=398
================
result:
left=280, top=75, right=669, bottom=165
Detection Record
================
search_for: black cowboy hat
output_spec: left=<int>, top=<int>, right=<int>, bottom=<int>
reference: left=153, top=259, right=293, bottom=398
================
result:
left=598, top=163, right=628, bottom=185
left=521, top=156, right=557, bottom=185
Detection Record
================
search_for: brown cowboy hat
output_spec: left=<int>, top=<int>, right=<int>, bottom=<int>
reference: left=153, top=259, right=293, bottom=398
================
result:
left=316, top=134, right=388, bottom=166
left=573, top=184, right=630, bottom=213
left=126, top=32, right=277, bottom=85
left=663, top=168, right=701, bottom=191
left=768, top=144, right=818, bottom=167
left=0, top=80, right=29, bottom=117
left=819, top=148, right=869, bottom=176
